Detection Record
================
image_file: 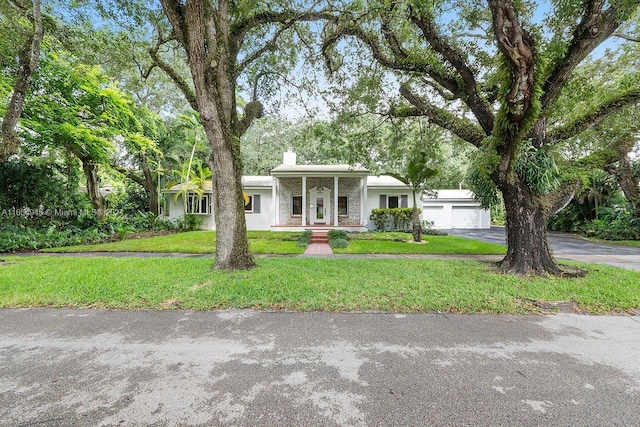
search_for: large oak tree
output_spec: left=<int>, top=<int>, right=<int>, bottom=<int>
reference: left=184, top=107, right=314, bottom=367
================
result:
left=155, top=0, right=329, bottom=270
left=322, top=0, right=640, bottom=275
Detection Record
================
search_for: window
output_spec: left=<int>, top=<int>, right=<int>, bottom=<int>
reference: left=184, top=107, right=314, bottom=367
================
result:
left=380, top=194, right=408, bottom=209
left=187, top=193, right=211, bottom=215
left=338, top=196, right=348, bottom=216
left=245, top=194, right=261, bottom=213
left=292, top=195, right=302, bottom=216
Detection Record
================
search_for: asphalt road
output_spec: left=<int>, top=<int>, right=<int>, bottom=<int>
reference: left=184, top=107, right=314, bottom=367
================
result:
left=446, top=227, right=640, bottom=271
left=1, top=309, right=639, bottom=426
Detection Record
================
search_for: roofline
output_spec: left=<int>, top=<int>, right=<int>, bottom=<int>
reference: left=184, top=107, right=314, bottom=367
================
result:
left=271, top=171, right=370, bottom=178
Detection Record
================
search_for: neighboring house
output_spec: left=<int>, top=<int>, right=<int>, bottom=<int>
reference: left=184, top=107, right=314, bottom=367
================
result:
left=164, top=149, right=490, bottom=230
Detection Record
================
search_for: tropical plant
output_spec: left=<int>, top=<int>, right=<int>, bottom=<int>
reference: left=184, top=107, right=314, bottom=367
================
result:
left=388, top=151, right=439, bottom=242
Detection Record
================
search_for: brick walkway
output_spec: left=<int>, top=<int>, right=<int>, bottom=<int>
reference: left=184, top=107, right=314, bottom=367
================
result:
left=303, top=231, right=334, bottom=256
left=303, top=243, right=334, bottom=256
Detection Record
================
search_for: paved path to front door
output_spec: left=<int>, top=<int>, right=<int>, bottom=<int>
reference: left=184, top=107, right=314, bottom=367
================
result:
left=303, top=243, right=334, bottom=255
left=302, top=231, right=334, bottom=256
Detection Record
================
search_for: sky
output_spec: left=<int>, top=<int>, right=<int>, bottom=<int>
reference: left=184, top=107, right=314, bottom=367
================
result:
left=61, top=0, right=631, bottom=123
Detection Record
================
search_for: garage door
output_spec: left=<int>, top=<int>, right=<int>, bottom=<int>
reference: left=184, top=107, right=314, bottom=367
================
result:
left=451, top=206, right=481, bottom=228
left=423, top=206, right=444, bottom=229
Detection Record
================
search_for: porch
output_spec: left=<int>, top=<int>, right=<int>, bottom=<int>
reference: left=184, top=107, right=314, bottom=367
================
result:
left=270, top=164, right=370, bottom=231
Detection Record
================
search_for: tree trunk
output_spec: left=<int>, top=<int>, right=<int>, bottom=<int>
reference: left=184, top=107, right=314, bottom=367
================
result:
left=141, top=156, right=159, bottom=215
left=158, top=0, right=264, bottom=270
left=81, top=159, right=106, bottom=220
left=616, top=156, right=640, bottom=218
left=199, top=96, right=255, bottom=271
left=0, top=0, right=43, bottom=162
left=499, top=184, right=562, bottom=275
left=411, top=191, right=421, bottom=242
left=206, top=142, right=256, bottom=271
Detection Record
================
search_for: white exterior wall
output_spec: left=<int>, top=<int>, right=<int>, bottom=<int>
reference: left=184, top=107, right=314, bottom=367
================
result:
left=422, top=190, right=490, bottom=229
left=244, top=188, right=273, bottom=231
left=167, top=189, right=273, bottom=231
left=366, top=188, right=418, bottom=230
left=166, top=193, right=216, bottom=230
left=164, top=179, right=490, bottom=231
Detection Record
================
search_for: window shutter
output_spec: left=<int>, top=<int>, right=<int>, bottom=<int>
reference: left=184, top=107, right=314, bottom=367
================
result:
left=401, top=195, right=408, bottom=208
left=253, top=194, right=261, bottom=213
left=379, top=194, right=387, bottom=208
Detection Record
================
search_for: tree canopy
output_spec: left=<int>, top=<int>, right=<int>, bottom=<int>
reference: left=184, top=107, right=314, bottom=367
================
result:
left=321, top=0, right=640, bottom=275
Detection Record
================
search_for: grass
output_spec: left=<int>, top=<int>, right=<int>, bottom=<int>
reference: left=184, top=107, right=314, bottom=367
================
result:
left=43, top=231, right=305, bottom=254
left=1, top=256, right=638, bottom=314
left=42, top=231, right=505, bottom=255
left=335, top=234, right=506, bottom=255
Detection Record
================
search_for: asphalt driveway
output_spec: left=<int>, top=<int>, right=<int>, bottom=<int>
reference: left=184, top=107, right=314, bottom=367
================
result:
left=446, top=227, right=640, bottom=271
left=1, top=309, right=639, bottom=426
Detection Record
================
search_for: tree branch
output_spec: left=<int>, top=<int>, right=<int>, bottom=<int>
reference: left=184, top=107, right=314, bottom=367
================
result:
left=488, top=0, right=536, bottom=125
left=409, top=6, right=495, bottom=134
left=111, top=164, right=146, bottom=187
left=231, top=8, right=332, bottom=45
left=541, top=1, right=630, bottom=109
left=397, top=84, right=487, bottom=147
left=158, top=0, right=187, bottom=46
left=148, top=40, right=198, bottom=111
left=379, top=4, right=411, bottom=61
left=420, top=78, right=458, bottom=101
left=546, top=90, right=640, bottom=143
left=322, top=22, right=460, bottom=96
left=235, top=20, right=297, bottom=75
left=613, top=32, right=640, bottom=43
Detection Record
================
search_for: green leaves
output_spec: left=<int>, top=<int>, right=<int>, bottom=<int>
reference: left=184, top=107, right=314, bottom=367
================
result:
left=20, top=51, right=156, bottom=163
left=515, top=140, right=560, bottom=195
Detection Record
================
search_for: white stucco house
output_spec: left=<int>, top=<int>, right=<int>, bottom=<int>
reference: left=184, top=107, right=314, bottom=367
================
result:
left=164, top=150, right=490, bottom=231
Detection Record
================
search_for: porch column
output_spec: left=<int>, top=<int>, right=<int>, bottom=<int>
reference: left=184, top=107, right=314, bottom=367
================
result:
left=272, top=177, right=278, bottom=226
left=334, top=176, right=339, bottom=226
left=301, top=176, right=307, bottom=227
left=361, top=176, right=368, bottom=226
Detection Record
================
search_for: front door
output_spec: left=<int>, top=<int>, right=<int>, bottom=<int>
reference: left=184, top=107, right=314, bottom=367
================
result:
left=315, top=196, right=326, bottom=223
left=309, top=186, right=331, bottom=225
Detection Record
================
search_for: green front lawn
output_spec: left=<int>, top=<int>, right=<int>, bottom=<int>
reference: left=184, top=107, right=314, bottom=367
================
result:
left=43, top=231, right=304, bottom=254
left=1, top=256, right=638, bottom=314
left=334, top=235, right=506, bottom=255
left=42, top=230, right=505, bottom=255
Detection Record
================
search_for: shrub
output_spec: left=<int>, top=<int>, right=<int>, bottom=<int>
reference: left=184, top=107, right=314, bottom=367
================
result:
left=580, top=217, right=640, bottom=241
left=0, top=211, right=181, bottom=252
left=329, top=238, right=348, bottom=249
left=177, top=214, right=204, bottom=231
left=328, top=230, right=349, bottom=248
left=105, top=182, right=149, bottom=217
left=369, top=208, right=418, bottom=232
left=328, top=230, right=348, bottom=240
left=296, top=230, right=312, bottom=247
left=0, top=223, right=110, bottom=252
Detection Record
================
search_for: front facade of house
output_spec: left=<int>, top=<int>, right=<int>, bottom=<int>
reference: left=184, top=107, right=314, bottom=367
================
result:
left=165, top=150, right=490, bottom=230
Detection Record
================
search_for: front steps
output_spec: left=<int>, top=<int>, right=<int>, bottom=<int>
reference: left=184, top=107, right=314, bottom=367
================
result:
left=309, top=231, right=329, bottom=244
left=303, top=231, right=333, bottom=255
